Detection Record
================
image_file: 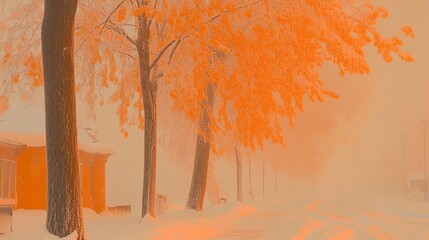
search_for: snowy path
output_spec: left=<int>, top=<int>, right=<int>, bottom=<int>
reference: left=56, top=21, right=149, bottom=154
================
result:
left=2, top=193, right=429, bottom=239
left=212, top=194, right=429, bottom=240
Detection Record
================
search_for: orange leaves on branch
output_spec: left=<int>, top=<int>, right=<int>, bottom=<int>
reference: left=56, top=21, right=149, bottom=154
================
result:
left=117, top=5, right=127, bottom=22
left=11, top=75, right=19, bottom=84
left=376, top=7, right=389, bottom=18
left=401, top=26, right=415, bottom=39
left=179, top=2, right=191, bottom=18
left=121, top=128, right=129, bottom=138
left=224, top=2, right=237, bottom=14
left=398, top=52, right=414, bottom=62
left=133, top=5, right=147, bottom=17
left=24, top=53, right=43, bottom=87
left=167, top=0, right=414, bottom=152
left=2, top=43, right=14, bottom=65
left=0, top=96, right=9, bottom=116
left=68, top=0, right=414, bottom=148
left=323, top=90, right=339, bottom=100
left=100, top=66, right=109, bottom=88
left=263, top=0, right=270, bottom=10
left=2, top=52, right=11, bottom=64
left=1, top=0, right=45, bottom=102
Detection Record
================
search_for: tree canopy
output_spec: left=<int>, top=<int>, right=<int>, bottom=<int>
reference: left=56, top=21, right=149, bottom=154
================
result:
left=0, top=0, right=414, bottom=150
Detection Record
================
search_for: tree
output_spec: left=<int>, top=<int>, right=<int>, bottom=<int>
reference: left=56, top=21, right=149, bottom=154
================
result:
left=41, top=0, right=85, bottom=238
left=0, top=1, right=86, bottom=238
left=235, top=147, right=243, bottom=202
left=3, top=0, right=241, bottom=218
left=186, top=83, right=216, bottom=210
left=73, top=0, right=268, bottom=216
left=13, top=0, right=414, bottom=214
left=248, top=156, right=254, bottom=199
left=1, top=0, right=414, bottom=217
left=169, top=0, right=414, bottom=209
left=72, top=0, right=175, bottom=218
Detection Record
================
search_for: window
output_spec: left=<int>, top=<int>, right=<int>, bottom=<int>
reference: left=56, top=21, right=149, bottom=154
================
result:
left=3, top=160, right=9, bottom=199
left=10, top=162, right=15, bottom=199
left=0, top=158, right=16, bottom=203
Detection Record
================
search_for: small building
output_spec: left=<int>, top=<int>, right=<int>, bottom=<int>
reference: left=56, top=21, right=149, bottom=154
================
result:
left=0, top=101, right=113, bottom=214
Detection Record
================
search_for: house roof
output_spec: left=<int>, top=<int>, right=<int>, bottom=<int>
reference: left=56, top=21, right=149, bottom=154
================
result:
left=0, top=100, right=114, bottom=155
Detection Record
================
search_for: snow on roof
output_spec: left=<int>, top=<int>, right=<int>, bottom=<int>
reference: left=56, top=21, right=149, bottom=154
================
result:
left=0, top=131, right=45, bottom=147
left=0, top=100, right=114, bottom=155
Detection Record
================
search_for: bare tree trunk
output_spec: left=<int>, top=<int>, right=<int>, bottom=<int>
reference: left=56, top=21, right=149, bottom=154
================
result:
left=249, top=156, right=252, bottom=184
left=235, top=147, right=243, bottom=202
left=187, top=84, right=215, bottom=211
left=248, top=156, right=254, bottom=199
left=136, top=12, right=157, bottom=218
left=262, top=158, right=265, bottom=198
left=41, top=0, right=85, bottom=238
left=275, top=168, right=277, bottom=193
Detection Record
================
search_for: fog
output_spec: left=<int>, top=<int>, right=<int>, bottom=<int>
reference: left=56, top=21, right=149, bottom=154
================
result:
left=2, top=0, right=428, bottom=215
left=246, top=0, right=426, bottom=201
left=98, top=0, right=429, bottom=212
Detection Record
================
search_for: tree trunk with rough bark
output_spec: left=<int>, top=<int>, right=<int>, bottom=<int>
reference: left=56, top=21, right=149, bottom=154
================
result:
left=235, top=147, right=243, bottom=202
left=41, top=0, right=85, bottom=238
left=187, top=83, right=216, bottom=211
left=136, top=11, right=157, bottom=218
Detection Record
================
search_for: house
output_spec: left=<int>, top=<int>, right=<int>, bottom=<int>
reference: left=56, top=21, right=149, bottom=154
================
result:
left=0, top=139, right=111, bottom=213
left=0, top=101, right=113, bottom=214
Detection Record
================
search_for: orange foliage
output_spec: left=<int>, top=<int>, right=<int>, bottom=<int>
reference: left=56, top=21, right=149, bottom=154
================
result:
left=117, top=6, right=127, bottom=22
left=401, top=26, right=415, bottom=39
left=0, top=1, right=44, bottom=113
left=132, top=6, right=147, bottom=17
left=67, top=0, right=414, bottom=151
left=165, top=0, right=414, bottom=152
left=0, top=96, right=9, bottom=116
left=24, top=53, right=43, bottom=87
left=1, top=0, right=413, bottom=153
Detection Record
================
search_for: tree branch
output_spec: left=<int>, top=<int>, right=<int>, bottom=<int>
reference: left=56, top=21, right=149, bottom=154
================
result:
left=107, top=20, right=137, bottom=45
left=204, top=0, right=263, bottom=25
left=112, top=49, right=137, bottom=60
left=75, top=0, right=132, bottom=54
left=99, top=0, right=126, bottom=36
left=148, top=0, right=159, bottom=29
left=168, top=35, right=189, bottom=65
left=75, top=21, right=105, bottom=54
left=164, top=0, right=262, bottom=63
left=149, top=40, right=176, bottom=69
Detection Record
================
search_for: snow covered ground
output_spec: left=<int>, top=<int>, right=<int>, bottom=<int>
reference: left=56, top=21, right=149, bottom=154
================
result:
left=1, top=191, right=428, bottom=240
left=212, top=193, right=429, bottom=240
left=1, top=200, right=256, bottom=240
